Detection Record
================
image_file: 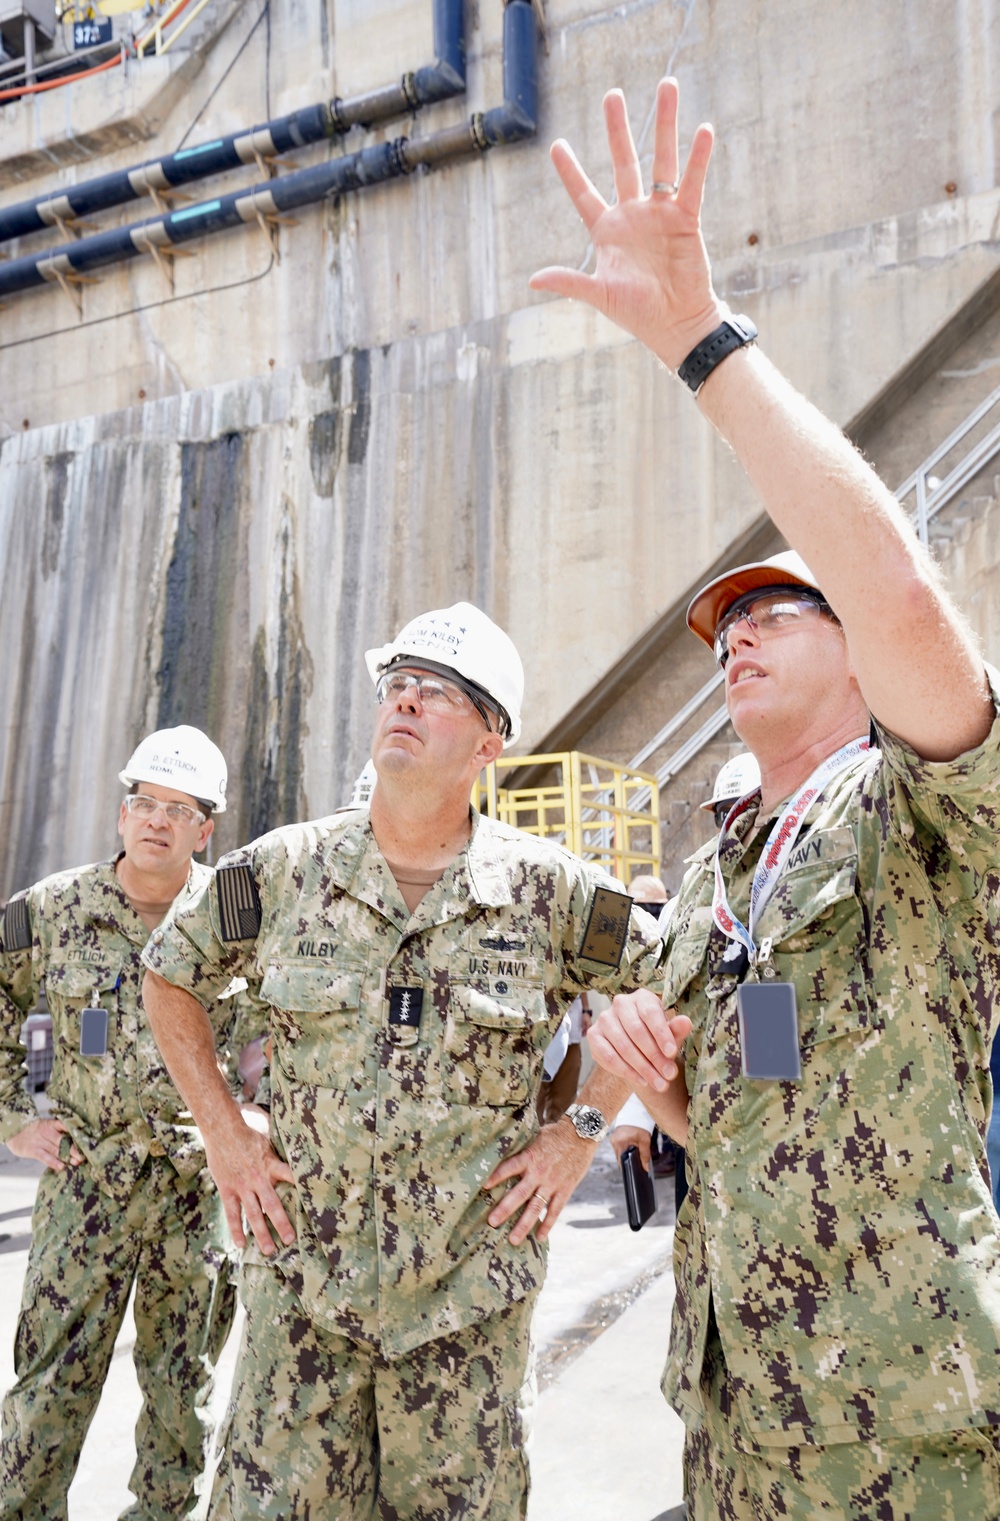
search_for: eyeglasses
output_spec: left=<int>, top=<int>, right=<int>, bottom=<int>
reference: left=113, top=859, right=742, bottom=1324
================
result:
left=375, top=669, right=495, bottom=731
left=123, top=794, right=206, bottom=826
left=713, top=588, right=833, bottom=666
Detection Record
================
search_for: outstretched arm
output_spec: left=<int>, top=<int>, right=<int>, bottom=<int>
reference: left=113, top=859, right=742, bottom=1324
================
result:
left=534, top=79, right=992, bottom=760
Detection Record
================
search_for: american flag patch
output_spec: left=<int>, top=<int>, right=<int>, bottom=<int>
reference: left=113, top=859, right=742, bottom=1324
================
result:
left=216, top=864, right=262, bottom=943
left=2, top=895, right=30, bottom=952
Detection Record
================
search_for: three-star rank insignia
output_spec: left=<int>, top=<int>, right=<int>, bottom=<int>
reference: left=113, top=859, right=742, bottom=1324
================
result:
left=579, top=885, right=632, bottom=969
left=216, top=864, right=262, bottom=943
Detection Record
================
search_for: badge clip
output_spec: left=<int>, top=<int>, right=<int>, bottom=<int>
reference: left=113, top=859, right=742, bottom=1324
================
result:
left=754, top=936, right=777, bottom=980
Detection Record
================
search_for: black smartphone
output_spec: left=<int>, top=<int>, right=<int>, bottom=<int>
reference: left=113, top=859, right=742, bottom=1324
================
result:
left=621, top=1145, right=657, bottom=1231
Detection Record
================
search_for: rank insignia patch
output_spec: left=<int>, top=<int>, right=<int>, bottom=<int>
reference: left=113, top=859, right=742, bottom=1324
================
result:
left=217, top=864, right=262, bottom=943
left=2, top=895, right=30, bottom=952
left=579, top=886, right=632, bottom=969
left=388, top=987, right=423, bottom=1028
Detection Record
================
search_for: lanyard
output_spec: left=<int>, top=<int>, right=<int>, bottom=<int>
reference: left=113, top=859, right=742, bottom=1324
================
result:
left=712, top=736, right=872, bottom=969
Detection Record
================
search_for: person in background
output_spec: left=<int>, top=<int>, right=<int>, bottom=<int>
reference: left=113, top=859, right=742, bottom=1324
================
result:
left=0, top=725, right=238, bottom=1521
left=625, top=872, right=672, bottom=936
left=699, top=752, right=762, bottom=830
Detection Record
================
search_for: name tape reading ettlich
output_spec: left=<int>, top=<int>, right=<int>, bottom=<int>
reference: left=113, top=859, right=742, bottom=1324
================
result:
left=217, top=864, right=262, bottom=942
left=2, top=895, right=31, bottom=952
left=579, top=885, right=632, bottom=968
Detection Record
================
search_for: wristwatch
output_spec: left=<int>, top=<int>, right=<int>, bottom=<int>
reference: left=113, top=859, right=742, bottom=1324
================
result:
left=677, top=313, right=758, bottom=394
left=564, top=1103, right=610, bottom=1143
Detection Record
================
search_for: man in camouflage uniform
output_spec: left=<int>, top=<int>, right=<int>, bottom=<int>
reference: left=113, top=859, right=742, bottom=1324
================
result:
left=0, top=725, right=238, bottom=1521
left=141, top=603, right=665, bottom=1520
left=544, top=80, right=1000, bottom=1519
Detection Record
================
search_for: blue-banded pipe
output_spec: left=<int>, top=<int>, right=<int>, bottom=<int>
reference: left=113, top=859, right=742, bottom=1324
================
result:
left=0, top=2, right=536, bottom=303
left=0, top=0, right=465, bottom=247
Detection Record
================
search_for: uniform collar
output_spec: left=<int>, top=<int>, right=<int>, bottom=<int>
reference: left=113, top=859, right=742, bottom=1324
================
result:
left=100, top=853, right=207, bottom=942
left=325, top=808, right=512, bottom=923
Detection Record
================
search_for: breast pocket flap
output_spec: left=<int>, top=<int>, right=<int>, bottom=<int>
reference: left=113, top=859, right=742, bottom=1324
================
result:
left=260, top=961, right=363, bottom=1015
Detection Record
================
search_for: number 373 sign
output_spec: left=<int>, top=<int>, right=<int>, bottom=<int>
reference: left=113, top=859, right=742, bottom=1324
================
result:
left=73, top=18, right=114, bottom=47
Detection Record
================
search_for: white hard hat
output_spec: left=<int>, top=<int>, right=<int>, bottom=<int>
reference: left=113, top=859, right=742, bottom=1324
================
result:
left=334, top=759, right=377, bottom=812
left=687, top=551, right=822, bottom=652
left=700, top=752, right=762, bottom=811
left=119, top=725, right=228, bottom=813
left=365, top=602, right=524, bottom=746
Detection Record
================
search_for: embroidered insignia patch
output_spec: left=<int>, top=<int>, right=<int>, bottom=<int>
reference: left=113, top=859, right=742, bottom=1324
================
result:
left=479, top=935, right=527, bottom=953
left=216, top=864, right=262, bottom=943
left=2, top=895, right=30, bottom=952
left=579, top=885, right=632, bottom=968
left=388, top=986, right=423, bottom=1028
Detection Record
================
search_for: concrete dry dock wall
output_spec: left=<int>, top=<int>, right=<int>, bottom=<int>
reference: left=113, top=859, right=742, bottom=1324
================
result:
left=1, top=0, right=1000, bottom=893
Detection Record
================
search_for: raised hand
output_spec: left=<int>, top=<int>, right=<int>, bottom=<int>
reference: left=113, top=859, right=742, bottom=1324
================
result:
left=530, top=78, right=723, bottom=371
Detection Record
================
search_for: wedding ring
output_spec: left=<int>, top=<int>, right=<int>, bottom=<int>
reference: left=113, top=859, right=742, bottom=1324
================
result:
left=534, top=1191, right=549, bottom=1207
left=651, top=180, right=679, bottom=195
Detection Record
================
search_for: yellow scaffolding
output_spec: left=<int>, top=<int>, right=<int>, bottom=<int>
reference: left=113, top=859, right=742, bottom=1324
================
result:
left=476, top=751, right=659, bottom=882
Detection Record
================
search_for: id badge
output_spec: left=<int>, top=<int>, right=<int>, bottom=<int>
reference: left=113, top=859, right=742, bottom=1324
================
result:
left=79, top=1007, right=109, bottom=1058
left=737, top=981, right=801, bottom=1081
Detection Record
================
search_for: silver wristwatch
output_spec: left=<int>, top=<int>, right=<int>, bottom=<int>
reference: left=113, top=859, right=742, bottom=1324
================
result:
left=564, top=1103, right=610, bottom=1143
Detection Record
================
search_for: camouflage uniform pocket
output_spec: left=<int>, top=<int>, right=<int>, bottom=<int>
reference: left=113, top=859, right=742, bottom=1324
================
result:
left=760, top=843, right=879, bottom=1047
left=258, top=960, right=365, bottom=1085
left=443, top=985, right=545, bottom=1107
left=47, top=960, right=119, bottom=1051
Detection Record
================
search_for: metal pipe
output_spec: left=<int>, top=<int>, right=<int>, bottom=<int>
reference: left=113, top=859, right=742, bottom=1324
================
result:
left=0, top=0, right=466, bottom=246
left=482, top=0, right=536, bottom=145
left=0, top=1, right=537, bottom=302
left=23, top=18, right=35, bottom=87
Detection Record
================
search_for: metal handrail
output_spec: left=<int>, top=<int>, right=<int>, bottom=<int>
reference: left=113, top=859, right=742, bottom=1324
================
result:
left=629, top=669, right=724, bottom=769
left=895, top=377, right=1000, bottom=543
left=137, top=0, right=213, bottom=57
left=0, top=36, right=121, bottom=89
left=628, top=380, right=1000, bottom=791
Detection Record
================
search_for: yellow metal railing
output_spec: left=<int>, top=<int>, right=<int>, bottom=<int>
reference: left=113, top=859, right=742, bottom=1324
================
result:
left=136, top=0, right=213, bottom=57
left=476, top=751, right=659, bottom=882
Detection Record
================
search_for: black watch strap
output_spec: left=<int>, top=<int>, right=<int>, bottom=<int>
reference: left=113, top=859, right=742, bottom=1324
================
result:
left=677, top=314, right=758, bottom=394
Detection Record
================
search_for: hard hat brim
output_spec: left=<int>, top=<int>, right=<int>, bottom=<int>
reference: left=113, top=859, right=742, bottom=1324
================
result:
left=686, top=553, right=822, bottom=651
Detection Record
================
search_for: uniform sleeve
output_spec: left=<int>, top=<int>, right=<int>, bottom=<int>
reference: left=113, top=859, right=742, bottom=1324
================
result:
left=0, top=891, right=45, bottom=1142
left=141, top=848, right=262, bottom=1005
left=874, top=661, right=1000, bottom=895
left=557, top=863, right=667, bottom=999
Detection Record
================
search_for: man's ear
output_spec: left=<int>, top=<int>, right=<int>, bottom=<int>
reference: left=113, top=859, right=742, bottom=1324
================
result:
left=473, top=730, right=505, bottom=770
left=196, top=817, right=215, bottom=854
